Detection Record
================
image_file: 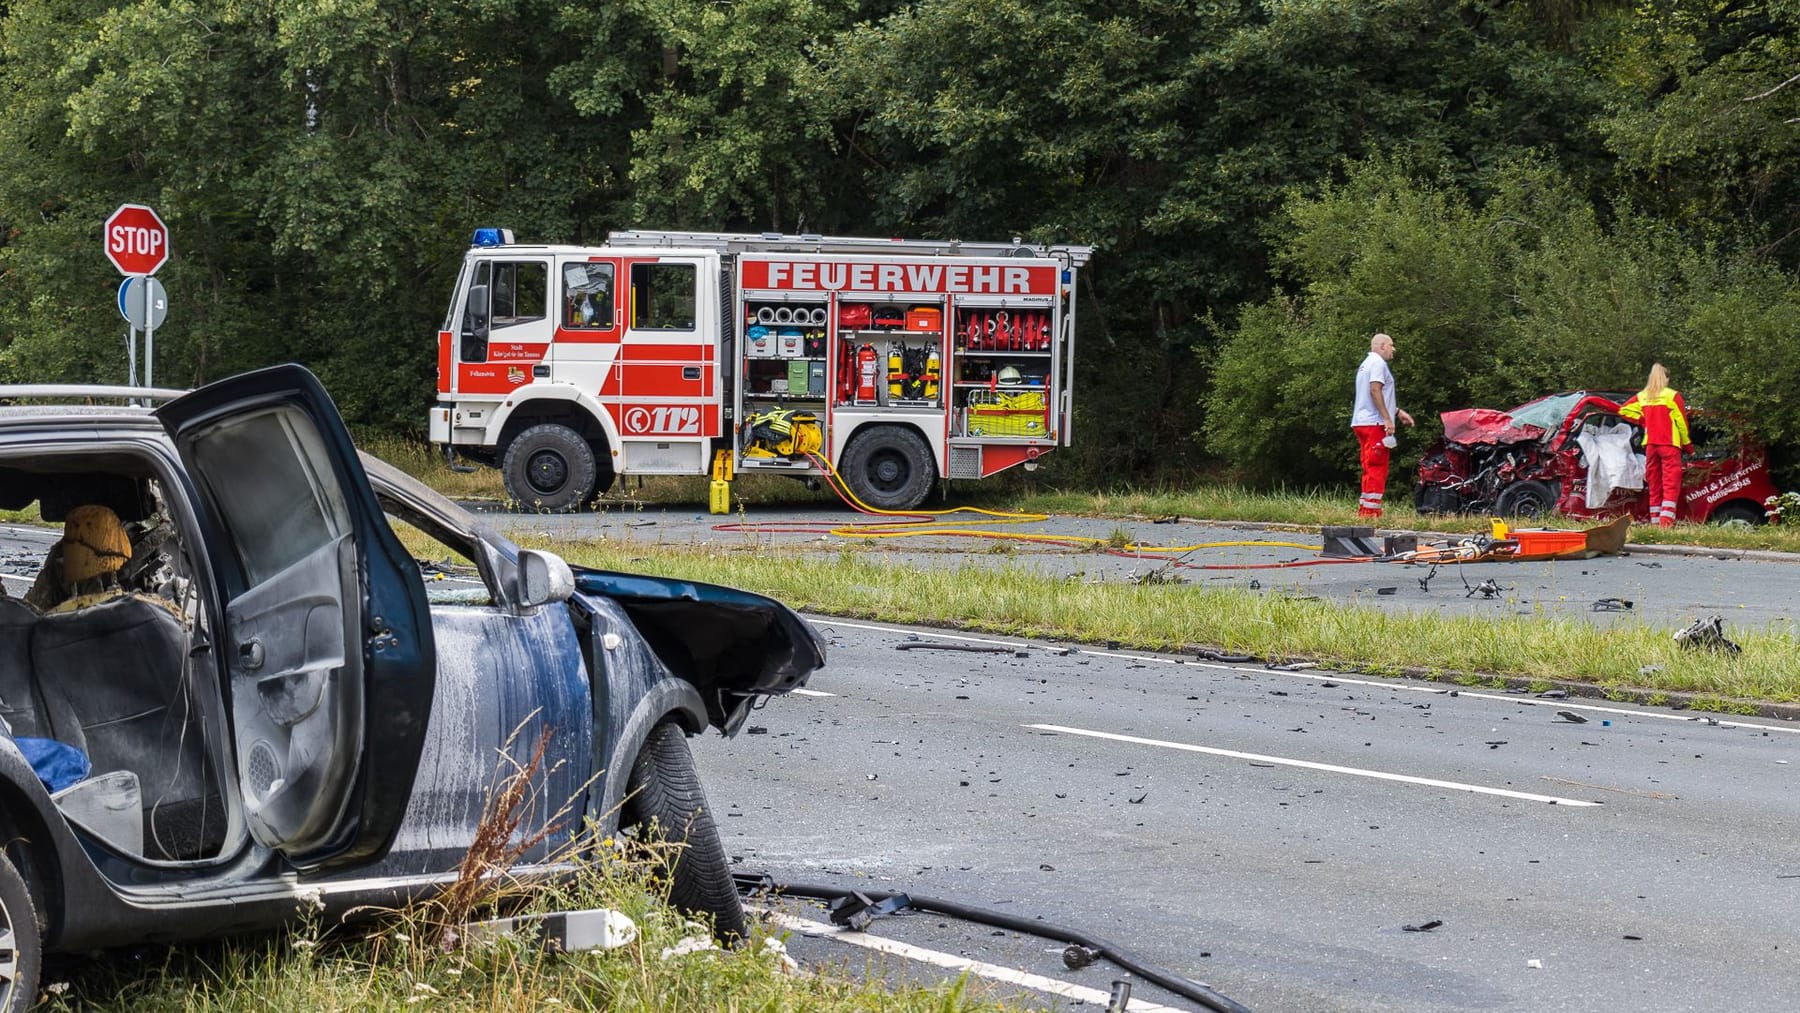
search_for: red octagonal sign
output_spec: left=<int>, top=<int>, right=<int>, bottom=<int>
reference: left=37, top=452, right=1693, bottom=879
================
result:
left=103, top=203, right=170, bottom=276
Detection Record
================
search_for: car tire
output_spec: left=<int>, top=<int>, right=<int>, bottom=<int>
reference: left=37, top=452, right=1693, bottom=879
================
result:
left=502, top=424, right=598, bottom=512
left=839, top=425, right=935, bottom=511
left=1494, top=480, right=1555, bottom=518
left=1710, top=501, right=1764, bottom=526
left=623, top=722, right=747, bottom=943
left=0, top=849, right=42, bottom=1013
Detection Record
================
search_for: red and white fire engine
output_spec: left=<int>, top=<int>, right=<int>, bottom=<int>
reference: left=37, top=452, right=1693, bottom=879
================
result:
left=428, top=229, right=1093, bottom=510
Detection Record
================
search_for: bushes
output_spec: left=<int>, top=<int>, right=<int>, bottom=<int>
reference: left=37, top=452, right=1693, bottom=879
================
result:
left=1206, top=157, right=1800, bottom=486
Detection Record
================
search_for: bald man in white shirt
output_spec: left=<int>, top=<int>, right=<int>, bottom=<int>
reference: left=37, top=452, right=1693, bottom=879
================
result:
left=1351, top=332, right=1414, bottom=518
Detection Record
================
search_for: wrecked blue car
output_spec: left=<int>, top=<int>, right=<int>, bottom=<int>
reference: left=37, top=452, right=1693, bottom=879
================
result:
left=0, top=364, right=823, bottom=1006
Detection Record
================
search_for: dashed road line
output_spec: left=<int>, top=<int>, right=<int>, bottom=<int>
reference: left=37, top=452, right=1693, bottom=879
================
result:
left=1026, top=723, right=1602, bottom=806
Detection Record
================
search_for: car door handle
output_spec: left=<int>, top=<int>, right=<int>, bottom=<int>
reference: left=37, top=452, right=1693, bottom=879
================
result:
left=239, top=639, right=265, bottom=670
left=683, top=366, right=701, bottom=380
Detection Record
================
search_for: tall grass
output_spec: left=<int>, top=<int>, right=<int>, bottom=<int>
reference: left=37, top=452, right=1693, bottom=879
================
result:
left=520, top=536, right=1800, bottom=708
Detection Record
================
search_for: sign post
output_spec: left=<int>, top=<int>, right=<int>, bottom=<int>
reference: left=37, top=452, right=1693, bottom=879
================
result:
left=103, top=203, right=170, bottom=387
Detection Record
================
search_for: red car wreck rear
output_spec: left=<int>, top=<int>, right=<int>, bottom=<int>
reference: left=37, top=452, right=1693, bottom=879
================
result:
left=1414, top=391, right=1776, bottom=524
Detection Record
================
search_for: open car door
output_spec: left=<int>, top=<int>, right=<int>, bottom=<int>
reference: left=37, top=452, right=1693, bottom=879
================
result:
left=157, top=365, right=434, bottom=870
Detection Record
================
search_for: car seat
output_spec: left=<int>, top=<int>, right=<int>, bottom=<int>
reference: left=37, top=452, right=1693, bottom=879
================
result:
left=29, top=505, right=224, bottom=858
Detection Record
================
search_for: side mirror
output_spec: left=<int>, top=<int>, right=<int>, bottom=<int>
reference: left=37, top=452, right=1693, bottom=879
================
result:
left=466, top=283, right=491, bottom=342
left=517, top=548, right=574, bottom=608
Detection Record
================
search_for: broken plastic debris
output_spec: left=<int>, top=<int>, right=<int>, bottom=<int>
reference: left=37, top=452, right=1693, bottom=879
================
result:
left=1402, top=920, right=1443, bottom=932
left=1526, top=958, right=1544, bottom=969
left=1555, top=711, right=1589, bottom=724
left=1674, top=615, right=1741, bottom=655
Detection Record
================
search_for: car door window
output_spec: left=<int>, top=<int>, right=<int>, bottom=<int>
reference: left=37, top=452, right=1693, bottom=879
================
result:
left=186, top=408, right=350, bottom=586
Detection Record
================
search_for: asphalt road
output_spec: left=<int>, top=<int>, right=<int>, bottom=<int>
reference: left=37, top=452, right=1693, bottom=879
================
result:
left=9, top=508, right=1799, bottom=1011
left=489, top=505, right=1800, bottom=634
left=694, top=617, right=1800, bottom=1012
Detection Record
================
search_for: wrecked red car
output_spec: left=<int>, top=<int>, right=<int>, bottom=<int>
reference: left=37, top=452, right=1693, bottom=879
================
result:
left=1414, top=390, right=1776, bottom=524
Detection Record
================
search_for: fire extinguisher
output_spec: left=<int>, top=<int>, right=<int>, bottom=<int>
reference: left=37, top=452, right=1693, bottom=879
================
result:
left=857, top=343, right=878, bottom=403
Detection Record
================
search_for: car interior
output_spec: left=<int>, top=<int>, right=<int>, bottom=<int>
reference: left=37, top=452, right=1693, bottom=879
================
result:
left=0, top=452, right=236, bottom=864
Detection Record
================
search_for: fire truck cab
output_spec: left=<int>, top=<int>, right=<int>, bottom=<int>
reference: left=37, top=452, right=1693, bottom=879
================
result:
left=428, top=229, right=1092, bottom=510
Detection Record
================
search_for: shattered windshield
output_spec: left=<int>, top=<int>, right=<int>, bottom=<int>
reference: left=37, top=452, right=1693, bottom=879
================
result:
left=1506, top=393, right=1585, bottom=434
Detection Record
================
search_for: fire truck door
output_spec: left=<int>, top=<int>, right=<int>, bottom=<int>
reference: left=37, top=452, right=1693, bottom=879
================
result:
left=614, top=259, right=717, bottom=440
left=454, top=258, right=552, bottom=394
left=551, top=258, right=626, bottom=398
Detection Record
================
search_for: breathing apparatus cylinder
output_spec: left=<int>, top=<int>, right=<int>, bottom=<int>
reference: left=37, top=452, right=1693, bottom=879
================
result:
left=924, top=348, right=940, bottom=400
left=889, top=345, right=904, bottom=400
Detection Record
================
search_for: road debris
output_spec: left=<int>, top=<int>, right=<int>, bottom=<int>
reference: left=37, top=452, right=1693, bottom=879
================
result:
left=1063, top=944, right=1100, bottom=969
left=896, top=640, right=1013, bottom=654
left=827, top=891, right=911, bottom=931
left=1554, top=711, right=1588, bottom=724
left=1591, top=597, right=1634, bottom=612
left=1466, top=577, right=1508, bottom=599
left=1402, top=920, right=1444, bottom=933
left=1674, top=615, right=1741, bottom=655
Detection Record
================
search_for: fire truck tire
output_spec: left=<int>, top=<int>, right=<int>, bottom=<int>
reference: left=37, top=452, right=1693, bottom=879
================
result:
left=840, top=425, right=936, bottom=510
left=1494, top=479, right=1554, bottom=518
left=502, top=423, right=598, bottom=511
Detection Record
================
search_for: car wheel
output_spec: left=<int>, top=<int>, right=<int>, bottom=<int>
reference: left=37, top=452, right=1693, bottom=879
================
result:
left=623, top=722, right=747, bottom=942
left=839, top=425, right=935, bottom=511
left=1494, top=480, right=1555, bottom=519
left=1710, top=501, right=1764, bottom=527
left=0, top=850, right=42, bottom=1013
left=502, top=423, right=598, bottom=511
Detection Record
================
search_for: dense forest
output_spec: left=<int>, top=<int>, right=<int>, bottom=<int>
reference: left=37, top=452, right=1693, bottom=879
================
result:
left=3, top=0, right=1798, bottom=488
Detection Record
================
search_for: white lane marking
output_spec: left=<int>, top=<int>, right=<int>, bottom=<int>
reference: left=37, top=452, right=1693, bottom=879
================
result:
left=819, top=617, right=1800, bottom=736
left=764, top=911, right=1187, bottom=1012
left=1027, top=723, right=1602, bottom=807
left=792, top=688, right=835, bottom=697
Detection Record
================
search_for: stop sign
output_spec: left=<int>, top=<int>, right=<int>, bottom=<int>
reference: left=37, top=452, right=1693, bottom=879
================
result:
left=103, top=203, right=170, bottom=276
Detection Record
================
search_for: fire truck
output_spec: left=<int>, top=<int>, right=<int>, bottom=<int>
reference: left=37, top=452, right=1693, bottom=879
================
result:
left=428, top=228, right=1093, bottom=510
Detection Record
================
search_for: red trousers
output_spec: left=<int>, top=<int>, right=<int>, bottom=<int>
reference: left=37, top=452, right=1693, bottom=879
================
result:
left=1645, top=444, right=1683, bottom=526
left=1354, top=425, right=1390, bottom=518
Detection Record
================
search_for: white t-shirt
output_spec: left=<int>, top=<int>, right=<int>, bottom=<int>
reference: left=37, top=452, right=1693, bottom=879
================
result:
left=1352, top=351, right=1395, bottom=427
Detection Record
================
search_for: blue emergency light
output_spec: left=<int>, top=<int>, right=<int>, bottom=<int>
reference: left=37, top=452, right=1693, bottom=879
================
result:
left=471, top=227, right=515, bottom=247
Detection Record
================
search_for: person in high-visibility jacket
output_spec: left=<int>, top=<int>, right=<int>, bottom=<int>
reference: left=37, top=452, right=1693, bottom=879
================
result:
left=1618, top=362, right=1693, bottom=528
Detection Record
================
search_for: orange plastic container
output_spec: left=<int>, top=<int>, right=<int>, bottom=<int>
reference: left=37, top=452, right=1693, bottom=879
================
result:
left=906, top=306, right=942, bottom=332
left=1509, top=528, right=1587, bottom=556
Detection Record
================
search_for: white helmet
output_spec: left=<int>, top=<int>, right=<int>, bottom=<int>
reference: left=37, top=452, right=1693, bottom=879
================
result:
left=997, top=365, right=1022, bottom=385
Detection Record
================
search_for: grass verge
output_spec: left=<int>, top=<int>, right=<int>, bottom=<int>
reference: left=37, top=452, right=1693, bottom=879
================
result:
left=365, top=435, right=1800, bottom=554
left=522, top=536, right=1800, bottom=708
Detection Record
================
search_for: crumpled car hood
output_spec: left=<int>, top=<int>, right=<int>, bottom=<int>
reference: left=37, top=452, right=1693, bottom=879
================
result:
left=1440, top=408, right=1547, bottom=446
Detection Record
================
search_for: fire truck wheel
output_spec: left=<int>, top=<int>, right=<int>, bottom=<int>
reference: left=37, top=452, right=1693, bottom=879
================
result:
left=1494, top=479, right=1554, bottom=518
left=840, top=425, right=936, bottom=511
left=503, top=423, right=598, bottom=511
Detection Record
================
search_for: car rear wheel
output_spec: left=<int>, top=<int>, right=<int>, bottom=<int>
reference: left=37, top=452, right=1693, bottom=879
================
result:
left=1495, top=480, right=1555, bottom=518
left=622, top=722, right=746, bottom=942
left=502, top=423, right=598, bottom=511
left=1710, top=501, right=1764, bottom=526
left=0, top=850, right=42, bottom=1013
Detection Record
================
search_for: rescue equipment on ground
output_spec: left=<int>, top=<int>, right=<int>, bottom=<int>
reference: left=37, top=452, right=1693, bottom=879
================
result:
left=708, top=450, right=734, bottom=514
left=740, top=409, right=822, bottom=459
